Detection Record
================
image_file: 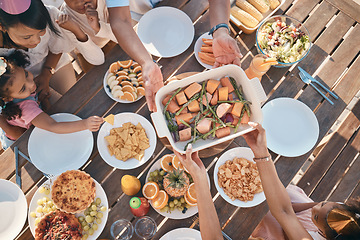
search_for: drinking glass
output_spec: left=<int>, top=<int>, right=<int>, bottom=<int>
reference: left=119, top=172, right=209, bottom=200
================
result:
left=244, top=54, right=272, bottom=81
left=134, top=216, right=157, bottom=239
left=110, top=219, right=134, bottom=240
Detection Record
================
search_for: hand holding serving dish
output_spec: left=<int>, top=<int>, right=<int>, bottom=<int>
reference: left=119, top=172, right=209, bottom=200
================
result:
left=151, top=65, right=267, bottom=154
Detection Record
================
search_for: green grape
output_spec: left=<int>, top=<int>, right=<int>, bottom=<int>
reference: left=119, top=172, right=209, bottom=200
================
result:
left=81, top=221, right=87, bottom=227
left=83, top=225, right=90, bottom=231
left=82, top=234, right=88, bottom=240
left=38, top=186, right=45, bottom=194
left=84, top=209, right=90, bottom=216
left=43, top=197, right=50, bottom=202
left=51, top=205, right=57, bottom=211
left=45, top=189, right=50, bottom=195
left=100, top=206, right=107, bottom=212
left=30, top=212, right=36, bottom=218
left=43, top=207, right=50, bottom=213
left=150, top=172, right=154, bottom=177
left=148, top=177, right=153, bottom=182
left=95, top=198, right=101, bottom=205
left=92, top=223, right=98, bottom=230
left=78, top=216, right=85, bottom=222
left=85, top=215, right=93, bottom=223
left=37, top=199, right=44, bottom=205
left=96, top=218, right=102, bottom=224
left=170, top=207, right=175, bottom=211
left=178, top=206, right=184, bottom=211
left=153, top=171, right=158, bottom=177
left=160, top=170, right=165, bottom=176
left=180, top=197, right=185, bottom=203
left=97, top=212, right=103, bottom=218
left=90, top=211, right=97, bottom=217
left=91, top=204, right=97, bottom=211
left=163, top=206, right=169, bottom=212
left=173, top=199, right=178, bottom=205
left=176, top=202, right=182, bottom=207
left=88, top=228, right=94, bottom=235
left=36, top=206, right=43, bottom=213
left=169, top=201, right=174, bottom=208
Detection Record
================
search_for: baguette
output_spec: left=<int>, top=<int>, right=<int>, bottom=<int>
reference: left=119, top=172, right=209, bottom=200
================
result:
left=231, top=6, right=259, bottom=28
left=248, top=0, right=269, bottom=13
left=236, top=0, right=263, bottom=22
left=268, top=0, right=280, bottom=9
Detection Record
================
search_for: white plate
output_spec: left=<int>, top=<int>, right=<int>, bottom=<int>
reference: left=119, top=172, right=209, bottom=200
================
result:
left=137, top=7, right=194, bottom=58
left=160, top=228, right=201, bottom=240
left=194, top=32, right=213, bottom=69
left=28, top=176, right=109, bottom=239
left=0, top=179, right=27, bottom=239
left=214, top=147, right=266, bottom=208
left=146, top=156, right=210, bottom=219
left=28, top=113, right=93, bottom=175
left=103, top=71, right=144, bottom=103
left=97, top=113, right=157, bottom=170
left=262, top=98, right=319, bottom=157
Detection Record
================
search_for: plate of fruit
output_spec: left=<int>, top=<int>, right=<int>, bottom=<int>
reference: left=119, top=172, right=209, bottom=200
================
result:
left=142, top=154, right=210, bottom=219
left=28, top=171, right=108, bottom=240
left=104, top=60, right=146, bottom=103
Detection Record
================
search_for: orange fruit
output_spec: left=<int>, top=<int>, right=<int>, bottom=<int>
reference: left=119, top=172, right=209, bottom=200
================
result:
left=172, top=155, right=183, bottom=170
left=109, top=62, right=119, bottom=73
left=137, top=76, right=143, bottom=82
left=160, top=154, right=175, bottom=172
left=137, top=87, right=145, bottom=96
left=116, top=75, right=130, bottom=82
left=116, top=70, right=128, bottom=76
left=152, top=190, right=168, bottom=209
left=121, top=175, right=141, bottom=196
left=186, top=183, right=197, bottom=202
left=120, top=81, right=132, bottom=86
left=131, top=62, right=140, bottom=68
left=184, top=191, right=197, bottom=206
left=133, top=66, right=142, bottom=73
left=118, top=60, right=133, bottom=68
left=131, top=91, right=138, bottom=100
left=120, top=91, right=135, bottom=101
left=122, top=85, right=135, bottom=93
left=142, top=181, right=160, bottom=200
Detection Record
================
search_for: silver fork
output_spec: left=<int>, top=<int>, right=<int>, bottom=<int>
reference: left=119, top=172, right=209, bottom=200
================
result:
left=299, top=71, right=334, bottom=105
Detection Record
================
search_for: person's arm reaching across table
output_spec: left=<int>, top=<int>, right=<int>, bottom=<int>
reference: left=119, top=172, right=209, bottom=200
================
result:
left=208, top=0, right=242, bottom=67
left=106, top=1, right=163, bottom=112
left=243, top=122, right=313, bottom=240
left=174, top=144, right=223, bottom=240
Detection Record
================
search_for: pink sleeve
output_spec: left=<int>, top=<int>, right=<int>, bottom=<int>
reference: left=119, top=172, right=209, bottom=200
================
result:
left=18, top=100, right=43, bottom=127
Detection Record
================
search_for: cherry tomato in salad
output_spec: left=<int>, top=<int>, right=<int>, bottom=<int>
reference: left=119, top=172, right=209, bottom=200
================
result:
left=290, top=33, right=295, bottom=38
left=268, top=35, right=272, bottom=39
left=277, top=21, right=282, bottom=27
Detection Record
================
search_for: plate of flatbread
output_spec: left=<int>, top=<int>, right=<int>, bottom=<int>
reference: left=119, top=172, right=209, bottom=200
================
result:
left=97, top=112, right=157, bottom=170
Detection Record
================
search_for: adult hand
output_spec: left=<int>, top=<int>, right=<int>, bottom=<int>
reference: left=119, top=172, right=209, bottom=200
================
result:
left=85, top=3, right=100, bottom=34
left=84, top=116, right=104, bottom=131
left=142, top=61, right=163, bottom=112
left=242, top=122, right=270, bottom=158
left=174, top=144, right=207, bottom=181
left=34, top=73, right=51, bottom=102
left=212, top=29, right=242, bottom=67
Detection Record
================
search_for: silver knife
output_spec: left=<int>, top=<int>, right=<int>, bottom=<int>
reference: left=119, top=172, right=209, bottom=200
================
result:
left=14, top=146, right=21, bottom=188
left=298, top=67, right=338, bottom=99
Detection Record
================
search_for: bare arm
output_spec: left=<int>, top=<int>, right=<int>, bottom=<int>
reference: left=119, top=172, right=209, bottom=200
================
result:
left=31, top=113, right=103, bottom=133
left=0, top=116, right=26, bottom=139
left=208, top=0, right=242, bottom=66
left=175, top=145, right=223, bottom=240
left=108, top=6, right=163, bottom=112
left=292, top=202, right=318, bottom=213
left=35, top=52, right=62, bottom=102
left=243, top=122, right=313, bottom=240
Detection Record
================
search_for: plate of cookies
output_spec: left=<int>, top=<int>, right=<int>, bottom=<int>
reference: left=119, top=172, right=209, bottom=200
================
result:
left=28, top=170, right=108, bottom=240
left=104, top=60, right=145, bottom=103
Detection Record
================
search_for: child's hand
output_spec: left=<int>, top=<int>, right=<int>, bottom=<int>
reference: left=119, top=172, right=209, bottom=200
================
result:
left=84, top=116, right=104, bottom=132
left=56, top=12, right=78, bottom=33
left=85, top=3, right=100, bottom=33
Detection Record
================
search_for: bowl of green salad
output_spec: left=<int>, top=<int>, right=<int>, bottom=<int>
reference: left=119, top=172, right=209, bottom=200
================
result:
left=256, top=15, right=311, bottom=68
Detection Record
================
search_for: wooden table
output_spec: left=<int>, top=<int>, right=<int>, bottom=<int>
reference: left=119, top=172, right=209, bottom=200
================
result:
left=2, top=0, right=359, bottom=239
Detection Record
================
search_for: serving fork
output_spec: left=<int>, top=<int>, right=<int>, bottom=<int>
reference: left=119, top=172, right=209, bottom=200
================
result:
left=298, top=67, right=338, bottom=105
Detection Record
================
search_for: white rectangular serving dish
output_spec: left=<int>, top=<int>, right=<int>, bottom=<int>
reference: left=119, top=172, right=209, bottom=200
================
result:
left=151, top=65, right=267, bottom=154
left=230, top=0, right=285, bottom=34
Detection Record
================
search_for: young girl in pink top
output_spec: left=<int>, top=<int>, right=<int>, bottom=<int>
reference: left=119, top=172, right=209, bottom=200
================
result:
left=0, top=50, right=103, bottom=149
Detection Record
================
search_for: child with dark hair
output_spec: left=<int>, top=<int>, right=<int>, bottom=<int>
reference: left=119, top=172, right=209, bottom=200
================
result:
left=0, top=0, right=104, bottom=106
left=0, top=50, right=103, bottom=149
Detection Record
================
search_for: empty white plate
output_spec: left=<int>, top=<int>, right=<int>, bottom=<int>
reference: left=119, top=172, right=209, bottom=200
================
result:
left=0, top=179, right=27, bottom=239
left=160, top=228, right=201, bottom=240
left=262, top=98, right=319, bottom=157
left=137, top=7, right=194, bottom=57
left=28, top=113, right=94, bottom=175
